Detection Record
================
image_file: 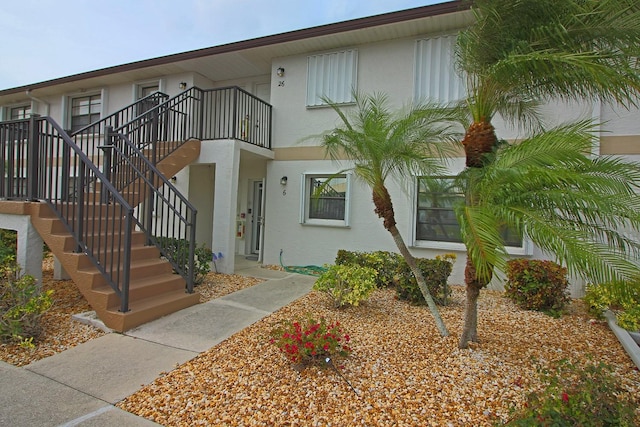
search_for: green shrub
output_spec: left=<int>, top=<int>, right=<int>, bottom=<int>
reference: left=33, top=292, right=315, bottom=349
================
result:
left=334, top=249, right=359, bottom=266
left=617, top=306, right=640, bottom=332
left=0, top=229, right=17, bottom=266
left=584, top=282, right=616, bottom=315
left=335, top=250, right=401, bottom=287
left=156, top=237, right=212, bottom=284
left=504, top=259, right=570, bottom=316
left=585, top=281, right=640, bottom=331
left=395, top=255, right=454, bottom=306
left=0, top=264, right=53, bottom=347
left=501, top=359, right=637, bottom=426
left=313, top=264, right=377, bottom=308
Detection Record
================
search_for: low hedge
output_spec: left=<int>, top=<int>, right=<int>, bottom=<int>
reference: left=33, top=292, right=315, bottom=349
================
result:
left=335, top=249, right=454, bottom=306
left=395, top=256, right=453, bottom=306
left=335, top=250, right=401, bottom=287
left=505, top=258, right=570, bottom=317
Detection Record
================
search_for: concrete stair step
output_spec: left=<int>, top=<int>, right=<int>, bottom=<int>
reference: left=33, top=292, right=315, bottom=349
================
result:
left=53, top=244, right=159, bottom=272
left=16, top=139, right=203, bottom=333
left=76, top=257, right=174, bottom=288
left=45, top=230, right=147, bottom=253
left=91, top=273, right=188, bottom=308
left=101, top=290, right=201, bottom=332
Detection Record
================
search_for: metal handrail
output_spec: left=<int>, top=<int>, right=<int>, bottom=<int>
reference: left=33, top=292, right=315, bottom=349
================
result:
left=71, top=91, right=169, bottom=136
left=69, top=91, right=170, bottom=170
left=1, top=116, right=135, bottom=312
left=64, top=87, right=271, bottom=179
left=115, top=86, right=272, bottom=157
left=105, top=127, right=198, bottom=291
left=1, top=86, right=273, bottom=310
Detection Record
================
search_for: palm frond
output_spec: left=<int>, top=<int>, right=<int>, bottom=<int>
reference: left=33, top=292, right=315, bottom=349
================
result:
left=465, top=121, right=640, bottom=283
left=318, top=92, right=462, bottom=189
left=455, top=203, right=508, bottom=282
left=459, top=0, right=640, bottom=115
left=523, top=214, right=640, bottom=283
left=491, top=120, right=598, bottom=170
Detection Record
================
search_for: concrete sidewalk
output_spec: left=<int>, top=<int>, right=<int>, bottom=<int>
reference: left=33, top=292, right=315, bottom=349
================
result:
left=0, top=259, right=316, bottom=426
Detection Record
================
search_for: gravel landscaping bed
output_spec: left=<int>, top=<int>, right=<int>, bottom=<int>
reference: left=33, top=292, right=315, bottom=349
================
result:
left=0, top=259, right=263, bottom=367
left=117, top=286, right=640, bottom=426
left=0, top=258, right=106, bottom=367
left=3, top=261, right=639, bottom=425
left=196, top=272, right=263, bottom=303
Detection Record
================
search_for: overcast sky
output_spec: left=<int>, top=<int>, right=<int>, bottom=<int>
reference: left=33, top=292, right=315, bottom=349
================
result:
left=0, top=0, right=441, bottom=90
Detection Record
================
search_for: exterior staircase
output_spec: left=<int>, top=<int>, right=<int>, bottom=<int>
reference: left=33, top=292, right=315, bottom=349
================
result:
left=28, top=139, right=201, bottom=332
left=1, top=86, right=272, bottom=332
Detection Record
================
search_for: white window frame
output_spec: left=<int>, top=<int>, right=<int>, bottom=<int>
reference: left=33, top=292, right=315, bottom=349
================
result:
left=133, top=79, right=164, bottom=102
left=69, top=93, right=102, bottom=132
left=62, top=89, right=107, bottom=133
left=306, top=49, right=358, bottom=107
left=414, top=34, right=466, bottom=103
left=412, top=176, right=532, bottom=255
left=299, top=173, right=351, bottom=227
left=1, top=103, right=32, bottom=121
left=9, top=104, right=32, bottom=120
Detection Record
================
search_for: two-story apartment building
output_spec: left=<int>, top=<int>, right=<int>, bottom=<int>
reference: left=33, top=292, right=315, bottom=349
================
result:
left=1, top=1, right=638, bottom=330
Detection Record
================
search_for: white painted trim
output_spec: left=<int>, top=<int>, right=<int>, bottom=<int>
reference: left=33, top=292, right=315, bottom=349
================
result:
left=299, top=172, right=351, bottom=228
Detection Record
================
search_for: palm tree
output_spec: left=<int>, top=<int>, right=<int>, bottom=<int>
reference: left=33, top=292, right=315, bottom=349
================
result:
left=454, top=0, right=640, bottom=348
left=320, top=92, right=462, bottom=337
left=455, top=122, right=640, bottom=346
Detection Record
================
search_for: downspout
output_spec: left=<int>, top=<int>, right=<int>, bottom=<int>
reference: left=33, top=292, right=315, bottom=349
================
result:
left=26, top=89, right=50, bottom=116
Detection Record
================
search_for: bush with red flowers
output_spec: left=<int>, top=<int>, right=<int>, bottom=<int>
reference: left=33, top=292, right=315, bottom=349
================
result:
left=501, top=359, right=637, bottom=426
left=270, top=315, right=351, bottom=368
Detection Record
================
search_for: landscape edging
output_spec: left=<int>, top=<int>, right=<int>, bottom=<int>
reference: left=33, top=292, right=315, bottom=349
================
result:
left=604, top=310, right=640, bottom=370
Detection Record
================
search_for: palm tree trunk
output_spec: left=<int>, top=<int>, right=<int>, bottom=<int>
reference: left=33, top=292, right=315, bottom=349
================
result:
left=458, top=255, right=486, bottom=348
left=373, top=185, right=449, bottom=337
left=462, top=120, right=496, bottom=168
left=459, top=121, right=498, bottom=348
left=389, top=224, right=449, bottom=337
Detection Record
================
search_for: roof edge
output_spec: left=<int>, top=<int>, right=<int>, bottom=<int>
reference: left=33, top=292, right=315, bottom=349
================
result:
left=0, top=1, right=469, bottom=96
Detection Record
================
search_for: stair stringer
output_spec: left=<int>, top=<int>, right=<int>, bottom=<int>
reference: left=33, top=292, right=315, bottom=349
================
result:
left=26, top=202, right=200, bottom=332
left=94, top=139, right=201, bottom=207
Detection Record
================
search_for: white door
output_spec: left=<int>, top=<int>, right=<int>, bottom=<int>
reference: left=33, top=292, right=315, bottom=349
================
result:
left=251, top=180, right=265, bottom=255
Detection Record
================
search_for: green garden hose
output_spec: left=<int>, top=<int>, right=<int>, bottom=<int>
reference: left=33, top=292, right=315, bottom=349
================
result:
left=279, top=250, right=327, bottom=276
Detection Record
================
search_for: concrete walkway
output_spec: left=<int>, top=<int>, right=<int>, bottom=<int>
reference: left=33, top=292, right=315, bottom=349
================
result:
left=0, top=258, right=316, bottom=426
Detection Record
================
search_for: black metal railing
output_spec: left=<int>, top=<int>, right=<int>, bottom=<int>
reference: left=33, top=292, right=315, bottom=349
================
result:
left=0, top=118, right=30, bottom=199
left=103, top=126, right=198, bottom=291
left=1, top=116, right=135, bottom=312
left=1, top=86, right=272, bottom=309
left=200, top=86, right=272, bottom=147
left=115, top=86, right=271, bottom=165
left=115, top=89, right=200, bottom=165
left=70, top=87, right=271, bottom=173
left=70, top=91, right=169, bottom=169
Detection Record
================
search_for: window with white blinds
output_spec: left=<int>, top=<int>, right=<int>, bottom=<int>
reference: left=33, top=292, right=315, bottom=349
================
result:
left=414, top=35, right=466, bottom=103
left=306, top=49, right=357, bottom=107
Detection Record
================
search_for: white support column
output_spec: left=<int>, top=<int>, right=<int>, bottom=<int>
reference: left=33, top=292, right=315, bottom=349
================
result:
left=53, top=256, right=71, bottom=280
left=0, top=213, right=43, bottom=284
left=211, top=141, right=241, bottom=274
